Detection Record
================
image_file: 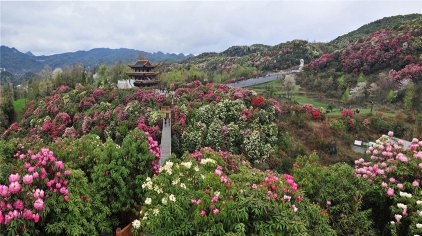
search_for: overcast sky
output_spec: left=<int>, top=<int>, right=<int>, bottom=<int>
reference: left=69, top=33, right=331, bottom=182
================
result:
left=1, top=1, right=421, bottom=55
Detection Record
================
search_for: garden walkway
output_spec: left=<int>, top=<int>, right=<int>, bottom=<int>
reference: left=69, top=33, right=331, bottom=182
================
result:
left=226, top=72, right=286, bottom=88
left=159, top=115, right=172, bottom=166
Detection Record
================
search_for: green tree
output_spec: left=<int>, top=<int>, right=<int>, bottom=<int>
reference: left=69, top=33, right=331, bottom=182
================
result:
left=341, top=87, right=350, bottom=103
left=403, top=82, right=415, bottom=110
left=357, top=72, right=366, bottom=83
left=386, top=90, right=395, bottom=103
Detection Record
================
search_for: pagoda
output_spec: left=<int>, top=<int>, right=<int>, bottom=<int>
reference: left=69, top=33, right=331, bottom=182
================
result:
left=126, top=56, right=159, bottom=87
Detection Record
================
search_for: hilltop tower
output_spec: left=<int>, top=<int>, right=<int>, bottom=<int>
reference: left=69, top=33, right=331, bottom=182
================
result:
left=126, top=56, right=159, bottom=87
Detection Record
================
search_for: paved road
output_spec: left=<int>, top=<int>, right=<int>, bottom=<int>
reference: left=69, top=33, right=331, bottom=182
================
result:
left=159, top=117, right=172, bottom=166
left=226, top=72, right=286, bottom=88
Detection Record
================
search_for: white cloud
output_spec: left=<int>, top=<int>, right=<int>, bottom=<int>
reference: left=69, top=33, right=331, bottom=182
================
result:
left=1, top=1, right=420, bottom=55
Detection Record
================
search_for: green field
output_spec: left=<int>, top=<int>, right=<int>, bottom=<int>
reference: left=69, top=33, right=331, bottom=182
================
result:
left=13, top=98, right=27, bottom=121
left=246, top=81, right=397, bottom=118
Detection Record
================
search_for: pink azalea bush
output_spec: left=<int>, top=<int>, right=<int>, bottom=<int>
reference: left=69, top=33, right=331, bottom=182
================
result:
left=388, top=63, right=422, bottom=83
left=0, top=148, right=71, bottom=233
left=308, top=29, right=418, bottom=74
left=354, top=132, right=422, bottom=235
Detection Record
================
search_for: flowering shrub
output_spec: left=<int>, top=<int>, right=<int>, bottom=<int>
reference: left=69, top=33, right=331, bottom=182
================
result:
left=388, top=63, right=422, bottom=83
left=341, top=109, right=355, bottom=118
left=132, top=149, right=334, bottom=235
left=354, top=132, right=422, bottom=235
left=173, top=82, right=280, bottom=162
left=308, top=53, right=332, bottom=71
left=0, top=148, right=71, bottom=234
left=294, top=153, right=375, bottom=235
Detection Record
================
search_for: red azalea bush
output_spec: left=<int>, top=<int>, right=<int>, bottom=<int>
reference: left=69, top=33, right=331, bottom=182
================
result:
left=251, top=96, right=266, bottom=108
left=341, top=109, right=355, bottom=118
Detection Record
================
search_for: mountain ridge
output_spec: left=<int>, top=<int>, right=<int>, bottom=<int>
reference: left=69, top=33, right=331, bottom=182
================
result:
left=0, top=46, right=193, bottom=74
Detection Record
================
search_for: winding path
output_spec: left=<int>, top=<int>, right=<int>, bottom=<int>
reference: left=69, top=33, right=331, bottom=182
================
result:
left=226, top=72, right=286, bottom=88
left=159, top=114, right=172, bottom=166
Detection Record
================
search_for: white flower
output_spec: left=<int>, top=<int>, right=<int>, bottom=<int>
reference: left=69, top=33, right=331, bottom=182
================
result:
left=181, top=161, right=192, bottom=169
left=201, top=158, right=216, bottom=165
left=145, top=197, right=152, bottom=205
left=215, top=191, right=220, bottom=197
left=172, top=178, right=180, bottom=185
left=154, top=185, right=163, bottom=194
left=180, top=183, right=187, bottom=189
left=292, top=205, right=298, bottom=212
left=417, top=210, right=422, bottom=217
left=201, top=175, right=205, bottom=179
left=169, top=194, right=176, bottom=202
left=162, top=198, right=167, bottom=205
left=399, top=191, right=412, bottom=198
left=417, top=223, right=422, bottom=229
left=194, top=166, right=200, bottom=172
left=417, top=200, right=422, bottom=205
left=153, top=208, right=160, bottom=216
left=397, top=203, right=407, bottom=209
left=390, top=221, right=395, bottom=225
left=132, top=219, right=141, bottom=229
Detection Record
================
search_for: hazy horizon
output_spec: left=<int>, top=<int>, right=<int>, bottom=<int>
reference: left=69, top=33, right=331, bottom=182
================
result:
left=1, top=1, right=421, bottom=56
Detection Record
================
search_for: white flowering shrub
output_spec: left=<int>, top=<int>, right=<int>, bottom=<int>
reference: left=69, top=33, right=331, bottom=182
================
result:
left=132, top=149, right=335, bottom=235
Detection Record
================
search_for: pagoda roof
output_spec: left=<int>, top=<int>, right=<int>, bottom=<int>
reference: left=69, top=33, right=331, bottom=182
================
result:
left=126, top=71, right=159, bottom=76
left=128, top=58, right=157, bottom=68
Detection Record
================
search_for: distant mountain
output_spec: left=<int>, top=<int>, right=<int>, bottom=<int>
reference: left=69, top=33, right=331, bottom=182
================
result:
left=0, top=46, right=193, bottom=74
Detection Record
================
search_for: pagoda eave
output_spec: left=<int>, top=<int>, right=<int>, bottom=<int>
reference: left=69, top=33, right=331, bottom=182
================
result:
left=126, top=72, right=159, bottom=76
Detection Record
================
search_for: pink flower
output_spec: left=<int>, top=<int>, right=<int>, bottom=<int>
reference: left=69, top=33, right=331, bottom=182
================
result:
left=394, top=214, right=402, bottom=222
left=200, top=210, right=206, bottom=217
left=34, top=198, right=44, bottom=210
left=214, top=169, right=222, bottom=176
left=0, top=212, right=3, bottom=224
left=220, top=175, right=228, bottom=183
left=211, top=196, right=219, bottom=203
left=0, top=185, right=9, bottom=197
left=389, top=177, right=396, bottom=183
left=64, top=170, right=71, bottom=175
left=34, top=213, right=40, bottom=223
left=396, top=153, right=409, bottom=162
left=22, top=209, right=33, bottom=220
left=297, top=196, right=303, bottom=202
left=191, top=199, right=197, bottom=204
left=13, top=200, right=24, bottom=210
left=56, top=183, right=61, bottom=189
left=388, top=131, right=394, bottom=137
left=8, top=173, right=20, bottom=183
left=397, top=183, right=404, bottom=189
left=412, top=180, right=419, bottom=187
left=283, top=195, right=291, bottom=201
left=213, top=209, right=220, bottom=215
left=387, top=188, right=394, bottom=196
left=381, top=182, right=388, bottom=188
left=197, top=199, right=202, bottom=205
left=9, top=182, right=21, bottom=194
left=60, top=187, right=67, bottom=194
left=326, top=200, right=332, bottom=206
left=402, top=207, right=407, bottom=216
left=64, top=195, right=69, bottom=201
left=23, top=174, right=33, bottom=185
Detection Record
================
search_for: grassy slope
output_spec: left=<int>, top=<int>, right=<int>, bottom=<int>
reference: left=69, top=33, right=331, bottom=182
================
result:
left=13, top=98, right=27, bottom=121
